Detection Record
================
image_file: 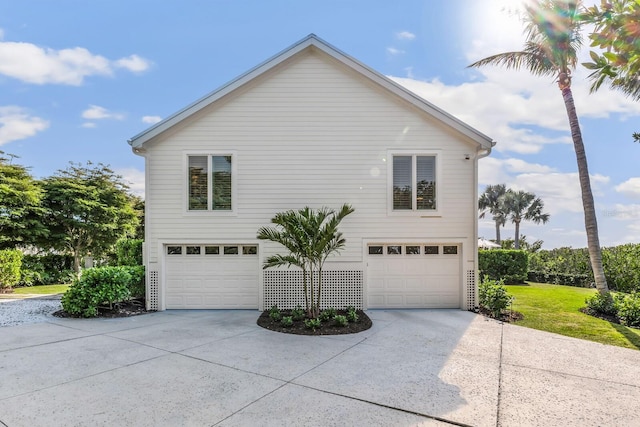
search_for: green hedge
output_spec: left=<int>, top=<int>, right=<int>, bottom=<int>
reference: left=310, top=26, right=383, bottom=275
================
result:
left=527, top=271, right=592, bottom=288
left=479, top=250, right=528, bottom=284
left=19, top=254, right=75, bottom=286
left=602, top=244, right=640, bottom=293
left=528, top=244, right=640, bottom=292
left=0, top=249, right=22, bottom=290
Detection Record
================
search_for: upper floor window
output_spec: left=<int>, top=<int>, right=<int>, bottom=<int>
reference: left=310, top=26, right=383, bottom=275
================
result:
left=392, top=154, right=436, bottom=211
left=188, top=155, right=233, bottom=211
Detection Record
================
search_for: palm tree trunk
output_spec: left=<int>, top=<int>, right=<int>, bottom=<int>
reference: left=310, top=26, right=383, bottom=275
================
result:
left=495, top=220, right=501, bottom=243
left=514, top=221, right=520, bottom=249
left=316, top=266, right=322, bottom=314
left=561, top=86, right=609, bottom=293
left=302, top=267, right=309, bottom=313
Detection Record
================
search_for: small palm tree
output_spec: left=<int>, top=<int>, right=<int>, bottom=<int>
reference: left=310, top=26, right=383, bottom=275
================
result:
left=479, top=184, right=508, bottom=243
left=502, top=190, right=550, bottom=249
left=469, top=0, right=609, bottom=292
left=257, top=204, right=354, bottom=318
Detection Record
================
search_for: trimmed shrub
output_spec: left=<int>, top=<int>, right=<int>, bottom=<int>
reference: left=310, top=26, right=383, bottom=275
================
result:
left=478, top=276, right=513, bottom=318
left=123, top=265, right=145, bottom=299
left=61, top=267, right=133, bottom=317
left=585, top=291, right=617, bottom=316
left=615, top=292, right=640, bottom=328
left=0, top=249, right=22, bottom=290
left=479, top=250, right=528, bottom=284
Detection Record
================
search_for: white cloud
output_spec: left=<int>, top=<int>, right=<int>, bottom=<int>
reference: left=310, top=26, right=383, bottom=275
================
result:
left=81, top=105, right=124, bottom=120
left=115, top=167, right=145, bottom=198
left=142, top=115, right=162, bottom=124
left=479, top=157, right=610, bottom=216
left=396, top=31, right=416, bottom=41
left=0, top=106, right=49, bottom=146
left=386, top=47, right=405, bottom=55
left=478, top=157, right=555, bottom=185
left=81, top=122, right=96, bottom=128
left=601, top=204, right=640, bottom=221
left=115, top=54, right=151, bottom=73
left=0, top=40, right=151, bottom=85
left=615, top=177, right=640, bottom=199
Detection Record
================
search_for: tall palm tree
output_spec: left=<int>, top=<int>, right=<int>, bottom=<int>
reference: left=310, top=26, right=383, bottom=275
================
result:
left=469, top=0, right=609, bottom=292
left=479, top=184, right=508, bottom=243
left=502, top=190, right=550, bottom=249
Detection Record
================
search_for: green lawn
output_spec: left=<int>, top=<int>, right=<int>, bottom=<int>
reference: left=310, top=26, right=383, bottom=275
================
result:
left=507, top=282, right=640, bottom=350
left=12, top=284, right=71, bottom=295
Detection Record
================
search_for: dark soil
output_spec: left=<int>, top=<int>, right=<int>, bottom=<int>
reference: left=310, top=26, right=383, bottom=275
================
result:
left=257, top=309, right=372, bottom=335
left=53, top=298, right=150, bottom=319
left=476, top=307, right=524, bottom=323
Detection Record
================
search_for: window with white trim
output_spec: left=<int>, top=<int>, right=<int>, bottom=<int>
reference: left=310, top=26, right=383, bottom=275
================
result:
left=391, top=154, right=437, bottom=211
left=188, top=155, right=233, bottom=211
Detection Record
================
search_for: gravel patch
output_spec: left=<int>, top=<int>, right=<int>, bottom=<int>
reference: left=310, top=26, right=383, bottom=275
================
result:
left=0, top=298, right=62, bottom=327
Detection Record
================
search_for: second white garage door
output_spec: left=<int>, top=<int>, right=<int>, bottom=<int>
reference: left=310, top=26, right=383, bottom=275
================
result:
left=367, top=243, right=461, bottom=308
left=164, top=244, right=259, bottom=309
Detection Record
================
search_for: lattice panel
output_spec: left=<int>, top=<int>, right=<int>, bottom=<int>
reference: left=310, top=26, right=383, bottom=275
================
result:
left=148, top=270, right=159, bottom=311
left=264, top=270, right=363, bottom=310
left=466, top=270, right=477, bottom=310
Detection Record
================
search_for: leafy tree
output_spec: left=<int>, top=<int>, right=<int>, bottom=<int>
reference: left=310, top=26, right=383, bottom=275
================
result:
left=0, top=152, right=47, bottom=249
left=41, top=162, right=138, bottom=275
left=502, top=190, right=550, bottom=249
left=581, top=0, right=640, bottom=101
left=469, top=0, right=610, bottom=293
left=257, top=204, right=354, bottom=318
left=130, top=195, right=145, bottom=240
left=479, top=184, right=508, bottom=243
left=500, top=235, right=544, bottom=252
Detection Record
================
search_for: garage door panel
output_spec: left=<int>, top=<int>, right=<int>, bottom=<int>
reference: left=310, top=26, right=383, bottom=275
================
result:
left=367, top=243, right=461, bottom=309
left=165, top=245, right=259, bottom=309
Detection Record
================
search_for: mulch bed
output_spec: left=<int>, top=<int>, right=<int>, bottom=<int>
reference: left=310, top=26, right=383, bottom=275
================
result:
left=257, top=309, right=372, bottom=335
left=476, top=307, right=524, bottom=323
left=53, top=298, right=150, bottom=319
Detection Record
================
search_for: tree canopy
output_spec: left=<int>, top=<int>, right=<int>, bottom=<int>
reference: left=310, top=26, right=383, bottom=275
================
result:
left=0, top=152, right=47, bottom=249
left=581, top=0, right=640, bottom=101
left=41, top=162, right=138, bottom=274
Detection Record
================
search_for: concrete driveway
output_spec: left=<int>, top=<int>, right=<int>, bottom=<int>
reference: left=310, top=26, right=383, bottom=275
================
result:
left=1, top=309, right=639, bottom=426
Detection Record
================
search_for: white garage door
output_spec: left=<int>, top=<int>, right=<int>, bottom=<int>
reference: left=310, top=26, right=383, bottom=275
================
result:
left=164, top=244, right=259, bottom=309
left=367, top=243, right=460, bottom=308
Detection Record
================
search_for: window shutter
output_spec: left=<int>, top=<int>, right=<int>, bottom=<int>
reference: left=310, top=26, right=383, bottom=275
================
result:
left=188, top=156, right=208, bottom=210
left=393, top=156, right=412, bottom=210
left=416, top=156, right=436, bottom=210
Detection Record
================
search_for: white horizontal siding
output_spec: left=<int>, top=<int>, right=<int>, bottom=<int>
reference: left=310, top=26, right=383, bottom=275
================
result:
left=145, top=50, right=477, bottom=265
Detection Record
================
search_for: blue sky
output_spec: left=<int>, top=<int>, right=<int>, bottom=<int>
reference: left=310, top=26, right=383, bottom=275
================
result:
left=1, top=0, right=639, bottom=249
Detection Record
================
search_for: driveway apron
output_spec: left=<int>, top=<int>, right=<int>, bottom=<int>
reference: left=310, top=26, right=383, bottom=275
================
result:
left=1, top=309, right=639, bottom=426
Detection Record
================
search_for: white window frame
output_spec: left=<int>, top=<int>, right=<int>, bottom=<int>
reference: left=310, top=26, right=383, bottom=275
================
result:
left=183, top=151, right=237, bottom=215
left=387, top=150, right=441, bottom=216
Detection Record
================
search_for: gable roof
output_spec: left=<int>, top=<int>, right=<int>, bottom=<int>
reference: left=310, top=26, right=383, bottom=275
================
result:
left=128, top=34, right=495, bottom=151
